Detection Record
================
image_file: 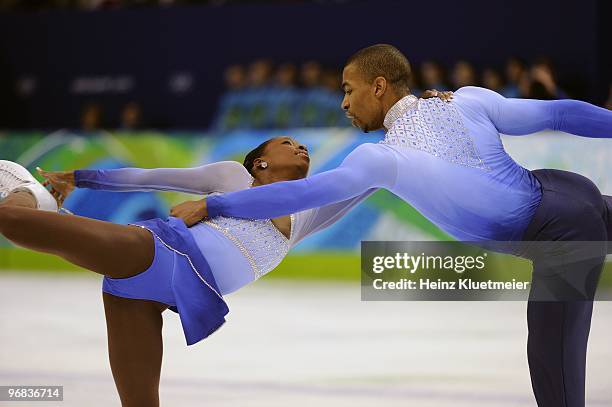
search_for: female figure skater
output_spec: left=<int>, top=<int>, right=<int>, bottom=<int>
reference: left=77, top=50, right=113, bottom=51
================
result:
left=0, top=136, right=375, bottom=406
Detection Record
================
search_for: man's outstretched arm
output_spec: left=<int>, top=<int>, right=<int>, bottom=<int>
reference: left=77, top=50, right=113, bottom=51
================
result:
left=456, top=86, right=612, bottom=138
left=206, top=143, right=397, bottom=220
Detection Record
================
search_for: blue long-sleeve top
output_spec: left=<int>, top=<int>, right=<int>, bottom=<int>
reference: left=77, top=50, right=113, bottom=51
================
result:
left=206, top=86, right=612, bottom=241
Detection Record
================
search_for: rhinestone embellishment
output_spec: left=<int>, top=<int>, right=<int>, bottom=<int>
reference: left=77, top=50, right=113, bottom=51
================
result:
left=382, top=98, right=489, bottom=170
left=202, top=214, right=293, bottom=280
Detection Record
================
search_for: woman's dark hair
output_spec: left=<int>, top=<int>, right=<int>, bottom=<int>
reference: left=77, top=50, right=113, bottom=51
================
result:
left=243, top=138, right=274, bottom=176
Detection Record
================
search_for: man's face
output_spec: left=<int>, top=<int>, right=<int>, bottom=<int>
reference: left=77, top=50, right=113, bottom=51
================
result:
left=341, top=64, right=384, bottom=133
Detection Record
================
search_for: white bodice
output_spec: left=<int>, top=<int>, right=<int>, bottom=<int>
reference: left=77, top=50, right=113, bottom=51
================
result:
left=201, top=214, right=293, bottom=280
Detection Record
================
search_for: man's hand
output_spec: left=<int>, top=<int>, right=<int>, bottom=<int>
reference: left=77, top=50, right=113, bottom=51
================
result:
left=170, top=198, right=208, bottom=227
left=422, top=89, right=454, bottom=102
left=36, top=167, right=75, bottom=207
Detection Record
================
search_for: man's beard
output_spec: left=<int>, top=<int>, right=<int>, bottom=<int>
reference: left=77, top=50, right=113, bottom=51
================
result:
left=351, top=117, right=369, bottom=133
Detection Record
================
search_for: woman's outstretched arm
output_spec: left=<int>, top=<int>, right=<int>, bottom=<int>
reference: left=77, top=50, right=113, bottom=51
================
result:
left=39, top=161, right=252, bottom=207
left=73, top=161, right=252, bottom=194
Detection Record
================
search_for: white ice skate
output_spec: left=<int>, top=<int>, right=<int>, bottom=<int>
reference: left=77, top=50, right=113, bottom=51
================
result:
left=0, top=160, right=58, bottom=212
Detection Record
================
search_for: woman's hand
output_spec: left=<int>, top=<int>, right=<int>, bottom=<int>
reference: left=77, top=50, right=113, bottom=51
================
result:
left=170, top=199, right=208, bottom=227
left=36, top=167, right=75, bottom=207
left=422, top=89, right=454, bottom=102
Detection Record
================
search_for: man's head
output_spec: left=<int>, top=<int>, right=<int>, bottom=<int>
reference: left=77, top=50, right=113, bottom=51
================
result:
left=341, top=44, right=411, bottom=132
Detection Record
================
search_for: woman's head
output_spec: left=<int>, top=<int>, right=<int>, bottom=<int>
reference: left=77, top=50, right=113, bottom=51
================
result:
left=243, top=136, right=310, bottom=185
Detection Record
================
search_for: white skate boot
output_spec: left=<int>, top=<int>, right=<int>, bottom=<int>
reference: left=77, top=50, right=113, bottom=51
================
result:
left=0, top=160, right=58, bottom=212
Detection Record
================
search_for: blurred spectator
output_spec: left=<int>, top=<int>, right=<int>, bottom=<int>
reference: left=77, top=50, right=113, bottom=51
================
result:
left=81, top=103, right=102, bottom=131
left=120, top=101, right=142, bottom=129
left=247, top=58, right=273, bottom=88
left=482, top=68, right=504, bottom=94
left=527, top=58, right=567, bottom=99
left=407, top=74, right=422, bottom=98
left=0, top=0, right=19, bottom=11
left=225, top=64, right=247, bottom=90
left=245, top=59, right=274, bottom=128
left=276, top=62, right=298, bottom=88
left=299, top=60, right=325, bottom=126
left=420, top=60, right=449, bottom=91
left=77, top=0, right=115, bottom=10
left=502, top=57, right=525, bottom=98
left=269, top=62, right=298, bottom=128
left=451, top=60, right=477, bottom=89
left=300, top=60, right=322, bottom=88
left=213, top=64, right=247, bottom=130
left=320, top=68, right=346, bottom=126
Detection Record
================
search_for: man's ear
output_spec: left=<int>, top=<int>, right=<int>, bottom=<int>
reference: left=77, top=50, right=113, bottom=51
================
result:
left=373, top=76, right=387, bottom=99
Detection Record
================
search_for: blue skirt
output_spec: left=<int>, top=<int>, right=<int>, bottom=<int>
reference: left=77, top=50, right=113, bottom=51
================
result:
left=102, top=216, right=229, bottom=346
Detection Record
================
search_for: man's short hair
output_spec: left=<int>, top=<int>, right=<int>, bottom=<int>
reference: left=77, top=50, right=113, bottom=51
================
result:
left=345, top=44, right=411, bottom=93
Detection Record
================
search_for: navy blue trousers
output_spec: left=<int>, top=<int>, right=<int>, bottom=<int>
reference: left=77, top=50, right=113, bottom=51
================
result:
left=521, top=169, right=611, bottom=407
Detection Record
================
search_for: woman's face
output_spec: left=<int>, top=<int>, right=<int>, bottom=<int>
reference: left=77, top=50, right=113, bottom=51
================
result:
left=259, top=136, right=310, bottom=178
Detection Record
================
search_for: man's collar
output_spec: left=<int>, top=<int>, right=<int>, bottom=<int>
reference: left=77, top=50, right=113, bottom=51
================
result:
left=383, top=94, right=418, bottom=130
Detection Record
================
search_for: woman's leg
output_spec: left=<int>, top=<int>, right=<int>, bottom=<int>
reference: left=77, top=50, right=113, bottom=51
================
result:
left=0, top=191, right=154, bottom=279
left=103, top=292, right=168, bottom=407
left=1, top=192, right=169, bottom=406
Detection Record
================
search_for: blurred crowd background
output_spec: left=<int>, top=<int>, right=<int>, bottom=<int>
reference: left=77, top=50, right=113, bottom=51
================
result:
left=0, top=0, right=608, bottom=131
left=8, top=56, right=612, bottom=132
left=45, top=55, right=612, bottom=131
left=211, top=56, right=612, bottom=131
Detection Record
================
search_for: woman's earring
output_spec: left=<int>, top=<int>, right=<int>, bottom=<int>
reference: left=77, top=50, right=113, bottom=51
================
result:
left=260, top=162, right=268, bottom=169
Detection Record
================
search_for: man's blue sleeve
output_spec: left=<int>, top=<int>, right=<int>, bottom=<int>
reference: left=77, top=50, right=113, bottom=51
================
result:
left=207, top=143, right=397, bottom=220
left=456, top=86, right=612, bottom=138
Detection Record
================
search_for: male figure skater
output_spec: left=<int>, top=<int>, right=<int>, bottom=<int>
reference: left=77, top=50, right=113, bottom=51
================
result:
left=171, top=45, right=612, bottom=406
